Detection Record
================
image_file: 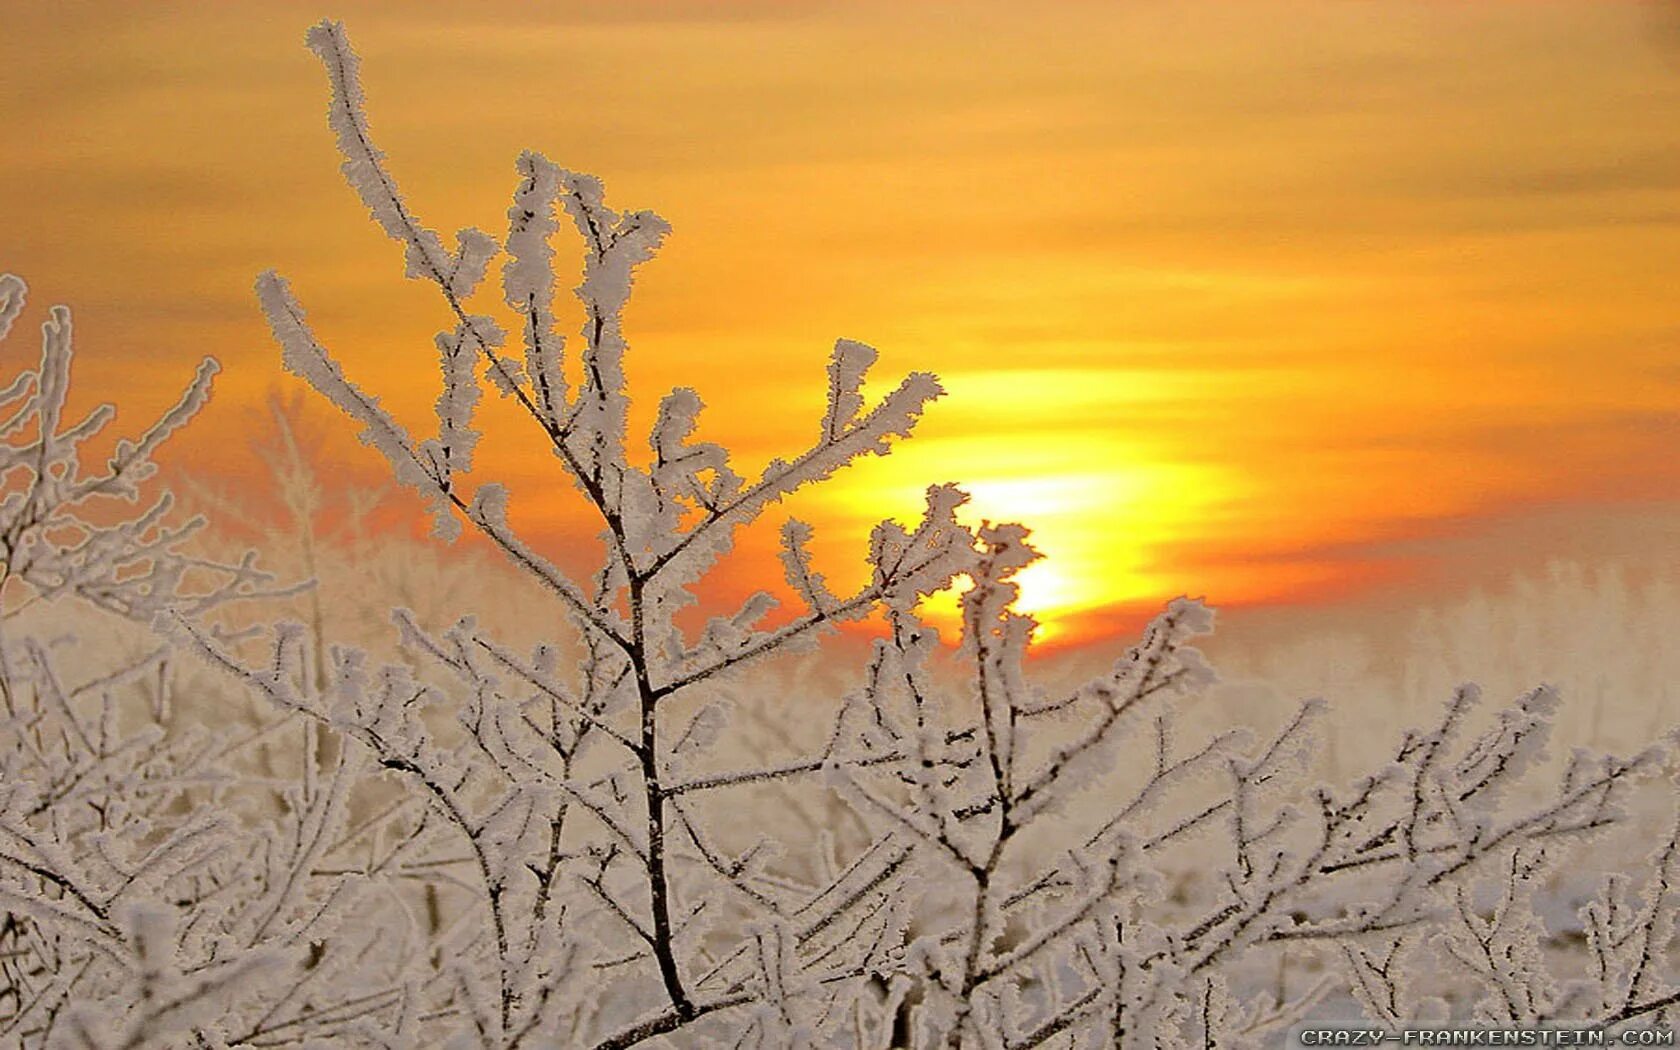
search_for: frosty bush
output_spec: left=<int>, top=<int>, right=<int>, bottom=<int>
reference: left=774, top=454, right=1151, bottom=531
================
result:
left=0, top=274, right=371, bottom=1046
left=6, top=19, right=1676, bottom=1049
left=0, top=275, right=249, bottom=624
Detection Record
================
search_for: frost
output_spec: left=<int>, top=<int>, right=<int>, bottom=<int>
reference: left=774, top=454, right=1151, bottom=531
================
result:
left=5, top=16, right=1677, bottom=1050
left=0, top=272, right=26, bottom=343
left=0, top=273, right=278, bottom=622
left=503, top=151, right=570, bottom=423
left=304, top=20, right=453, bottom=285
left=823, top=339, right=877, bottom=442
left=0, top=273, right=356, bottom=1048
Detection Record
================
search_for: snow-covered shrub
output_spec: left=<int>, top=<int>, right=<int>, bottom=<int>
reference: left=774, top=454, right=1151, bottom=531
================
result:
left=160, top=22, right=1680, bottom=1049
left=0, top=274, right=402, bottom=1046
left=1338, top=811, right=1679, bottom=1033
left=0, top=273, right=246, bottom=624
left=179, top=391, right=565, bottom=687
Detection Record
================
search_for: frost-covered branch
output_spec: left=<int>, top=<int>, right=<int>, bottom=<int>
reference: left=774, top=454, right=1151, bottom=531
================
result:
left=46, top=16, right=1656, bottom=1048
left=0, top=275, right=284, bottom=630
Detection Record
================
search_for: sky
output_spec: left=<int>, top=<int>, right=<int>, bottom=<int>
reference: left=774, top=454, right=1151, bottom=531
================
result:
left=5, top=0, right=1680, bottom=645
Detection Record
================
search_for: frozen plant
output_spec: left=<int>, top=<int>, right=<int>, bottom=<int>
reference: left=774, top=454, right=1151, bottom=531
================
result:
left=0, top=274, right=266, bottom=628
left=803, top=532, right=1675, bottom=1047
left=1340, top=801, right=1678, bottom=1034
left=195, top=19, right=975, bottom=1048
left=0, top=274, right=399, bottom=1047
left=172, top=20, right=1676, bottom=1050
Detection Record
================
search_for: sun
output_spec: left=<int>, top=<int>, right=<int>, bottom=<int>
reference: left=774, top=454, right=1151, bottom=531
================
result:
left=823, top=436, right=1237, bottom=644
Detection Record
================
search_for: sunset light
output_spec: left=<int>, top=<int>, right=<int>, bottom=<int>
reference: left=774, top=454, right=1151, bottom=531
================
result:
left=7, top=1, right=1680, bottom=644
left=826, top=421, right=1241, bottom=640
left=7, top=6, right=1680, bottom=1042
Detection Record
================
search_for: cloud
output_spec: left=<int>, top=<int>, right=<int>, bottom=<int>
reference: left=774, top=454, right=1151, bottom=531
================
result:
left=8, top=1, right=1680, bottom=642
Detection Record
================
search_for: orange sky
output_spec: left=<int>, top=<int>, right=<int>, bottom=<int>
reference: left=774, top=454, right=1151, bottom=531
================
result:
left=6, top=1, right=1680, bottom=644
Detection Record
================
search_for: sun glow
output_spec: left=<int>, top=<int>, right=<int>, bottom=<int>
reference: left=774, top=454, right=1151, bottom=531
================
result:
left=8, top=2, right=1680, bottom=652
left=823, top=421, right=1240, bottom=643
